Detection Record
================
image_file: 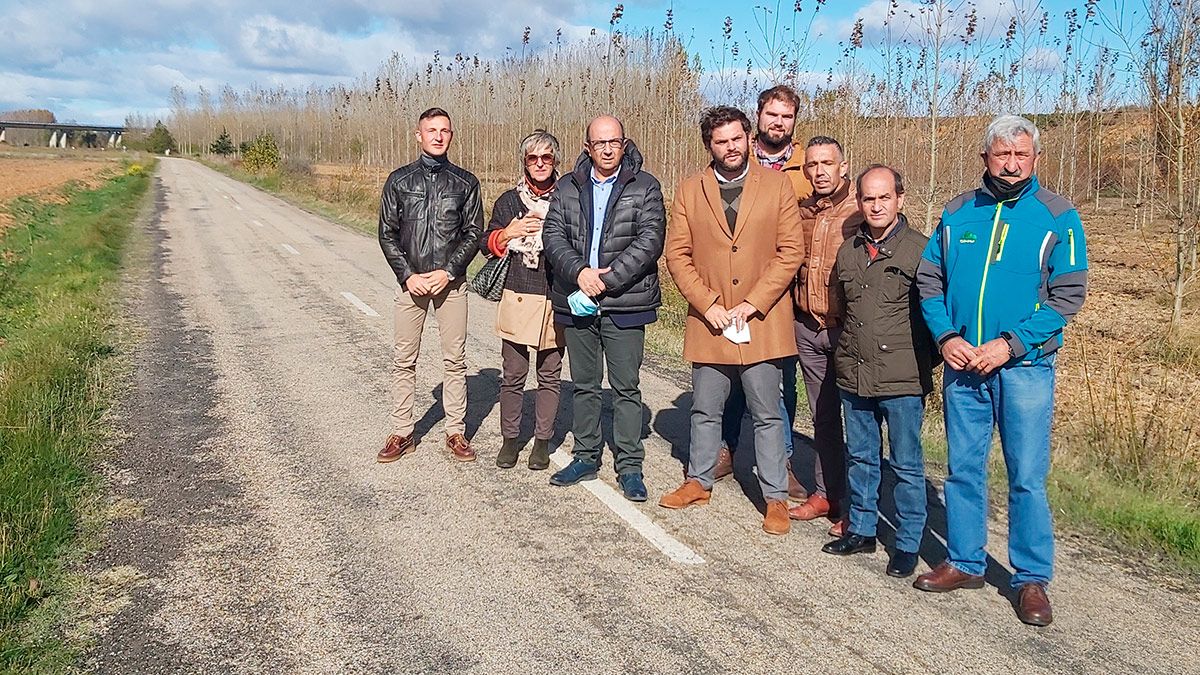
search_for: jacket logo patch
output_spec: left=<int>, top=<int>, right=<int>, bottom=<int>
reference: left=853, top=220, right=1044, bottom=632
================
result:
left=959, top=231, right=978, bottom=244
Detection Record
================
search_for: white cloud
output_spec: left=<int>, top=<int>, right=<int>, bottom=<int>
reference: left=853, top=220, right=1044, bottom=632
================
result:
left=0, top=0, right=602, bottom=124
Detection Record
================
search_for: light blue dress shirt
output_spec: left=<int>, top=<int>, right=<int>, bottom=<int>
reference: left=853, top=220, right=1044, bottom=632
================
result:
left=589, top=170, right=618, bottom=268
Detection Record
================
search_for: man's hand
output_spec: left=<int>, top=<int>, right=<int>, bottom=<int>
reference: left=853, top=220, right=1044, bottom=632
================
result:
left=965, top=337, right=1012, bottom=375
left=425, top=269, right=451, bottom=295
left=727, top=301, right=758, bottom=330
left=703, top=302, right=732, bottom=331
left=577, top=267, right=611, bottom=297
left=405, top=274, right=432, bottom=296
left=940, top=336, right=977, bottom=371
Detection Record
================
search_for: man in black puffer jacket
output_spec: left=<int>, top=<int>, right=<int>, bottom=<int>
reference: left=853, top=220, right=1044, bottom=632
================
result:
left=542, top=115, right=666, bottom=502
left=377, top=107, right=483, bottom=465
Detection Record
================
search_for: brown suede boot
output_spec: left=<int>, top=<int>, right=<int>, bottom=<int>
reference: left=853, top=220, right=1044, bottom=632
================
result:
left=658, top=479, right=711, bottom=509
left=763, top=500, right=791, bottom=535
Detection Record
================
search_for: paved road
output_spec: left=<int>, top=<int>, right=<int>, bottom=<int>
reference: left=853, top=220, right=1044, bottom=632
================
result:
left=87, top=158, right=1200, bottom=674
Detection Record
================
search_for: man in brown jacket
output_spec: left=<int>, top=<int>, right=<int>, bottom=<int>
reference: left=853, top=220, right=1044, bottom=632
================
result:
left=788, top=136, right=863, bottom=535
left=659, top=106, right=805, bottom=535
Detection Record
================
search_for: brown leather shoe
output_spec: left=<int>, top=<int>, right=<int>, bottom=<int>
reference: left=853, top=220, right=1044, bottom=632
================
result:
left=786, top=465, right=807, bottom=502
left=714, top=445, right=733, bottom=481
left=787, top=493, right=830, bottom=521
left=913, top=561, right=985, bottom=593
left=763, top=500, right=791, bottom=535
left=658, top=479, right=711, bottom=509
left=827, top=516, right=849, bottom=538
left=1016, top=583, right=1053, bottom=626
left=447, top=433, right=475, bottom=462
left=377, top=434, right=415, bottom=463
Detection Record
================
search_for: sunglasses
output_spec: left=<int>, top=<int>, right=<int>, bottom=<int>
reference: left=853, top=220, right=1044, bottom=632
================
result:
left=525, top=153, right=556, bottom=166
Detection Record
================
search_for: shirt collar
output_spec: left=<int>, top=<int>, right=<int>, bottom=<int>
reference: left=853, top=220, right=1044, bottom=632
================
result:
left=713, top=163, right=749, bottom=184
left=590, top=168, right=619, bottom=186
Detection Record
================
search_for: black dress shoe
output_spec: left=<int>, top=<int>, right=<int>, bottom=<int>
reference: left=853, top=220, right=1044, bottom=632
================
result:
left=821, top=533, right=877, bottom=556
left=887, top=551, right=919, bottom=578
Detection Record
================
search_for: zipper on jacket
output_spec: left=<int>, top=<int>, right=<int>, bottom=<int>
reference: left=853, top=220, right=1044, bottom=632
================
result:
left=994, top=222, right=1010, bottom=262
left=976, top=201, right=1006, bottom=345
left=1068, top=228, right=1076, bottom=266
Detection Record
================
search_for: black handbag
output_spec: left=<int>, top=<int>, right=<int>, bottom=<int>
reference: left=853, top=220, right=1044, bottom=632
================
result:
left=468, top=253, right=511, bottom=301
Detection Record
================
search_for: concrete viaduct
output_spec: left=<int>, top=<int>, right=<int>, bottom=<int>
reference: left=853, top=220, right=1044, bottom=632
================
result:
left=0, top=120, right=127, bottom=148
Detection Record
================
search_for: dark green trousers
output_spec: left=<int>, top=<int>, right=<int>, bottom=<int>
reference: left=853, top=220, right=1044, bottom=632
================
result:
left=563, top=315, right=646, bottom=475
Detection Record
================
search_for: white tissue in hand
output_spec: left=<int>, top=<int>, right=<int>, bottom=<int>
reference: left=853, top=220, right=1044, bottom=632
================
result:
left=723, top=322, right=750, bottom=344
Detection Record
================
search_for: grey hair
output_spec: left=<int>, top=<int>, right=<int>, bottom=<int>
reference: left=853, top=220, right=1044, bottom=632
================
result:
left=519, top=129, right=562, bottom=169
left=982, top=115, right=1041, bottom=154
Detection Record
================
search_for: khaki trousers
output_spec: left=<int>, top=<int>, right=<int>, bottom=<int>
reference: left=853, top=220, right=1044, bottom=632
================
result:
left=391, top=279, right=468, bottom=438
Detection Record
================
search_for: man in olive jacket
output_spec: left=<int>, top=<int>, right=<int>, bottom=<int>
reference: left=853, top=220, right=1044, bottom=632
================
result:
left=541, top=115, right=666, bottom=502
left=823, top=165, right=935, bottom=579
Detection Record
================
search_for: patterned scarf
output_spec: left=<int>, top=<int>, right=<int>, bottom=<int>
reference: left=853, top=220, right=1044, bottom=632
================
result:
left=754, top=138, right=794, bottom=171
left=510, top=175, right=556, bottom=269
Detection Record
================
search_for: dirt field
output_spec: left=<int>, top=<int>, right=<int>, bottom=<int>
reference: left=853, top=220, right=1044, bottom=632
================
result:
left=0, top=156, right=119, bottom=203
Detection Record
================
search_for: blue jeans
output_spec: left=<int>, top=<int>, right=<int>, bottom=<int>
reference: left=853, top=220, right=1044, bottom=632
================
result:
left=841, top=392, right=928, bottom=553
left=942, top=357, right=1056, bottom=587
left=721, top=356, right=796, bottom=457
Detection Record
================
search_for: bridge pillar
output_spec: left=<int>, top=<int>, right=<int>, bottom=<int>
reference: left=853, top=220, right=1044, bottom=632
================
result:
left=107, top=133, right=116, bottom=147
left=48, top=130, right=58, bottom=147
left=116, top=133, right=123, bottom=148
left=59, top=132, right=68, bottom=148
left=0, top=128, right=6, bottom=144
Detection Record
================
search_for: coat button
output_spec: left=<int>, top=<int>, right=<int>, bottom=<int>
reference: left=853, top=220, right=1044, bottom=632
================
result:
left=516, top=296, right=523, bottom=302
left=732, top=245, right=738, bottom=252
left=881, top=344, right=888, bottom=350
left=732, top=279, right=739, bottom=285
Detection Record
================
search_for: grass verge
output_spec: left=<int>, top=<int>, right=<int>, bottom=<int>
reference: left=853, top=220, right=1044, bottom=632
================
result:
left=0, top=163, right=152, bottom=671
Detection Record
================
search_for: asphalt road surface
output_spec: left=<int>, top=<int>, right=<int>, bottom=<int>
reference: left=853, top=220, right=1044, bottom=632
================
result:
left=86, top=158, right=1200, bottom=674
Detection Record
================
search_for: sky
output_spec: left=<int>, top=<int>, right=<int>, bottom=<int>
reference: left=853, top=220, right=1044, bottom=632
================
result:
left=0, top=0, right=1124, bottom=126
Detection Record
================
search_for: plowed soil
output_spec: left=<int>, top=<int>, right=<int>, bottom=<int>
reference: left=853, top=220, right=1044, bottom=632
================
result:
left=0, top=157, right=116, bottom=203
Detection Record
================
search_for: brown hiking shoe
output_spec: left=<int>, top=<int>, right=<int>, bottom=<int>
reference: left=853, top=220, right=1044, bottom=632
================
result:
left=447, top=433, right=475, bottom=462
left=763, top=500, right=791, bottom=535
left=786, top=465, right=807, bottom=502
left=658, top=479, right=711, bottom=509
left=714, top=445, right=733, bottom=481
left=913, top=561, right=985, bottom=593
left=377, top=434, right=415, bottom=463
left=787, top=493, right=830, bottom=521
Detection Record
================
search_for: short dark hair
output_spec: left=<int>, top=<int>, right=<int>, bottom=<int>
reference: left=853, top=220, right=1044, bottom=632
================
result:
left=806, top=135, right=844, bottom=158
left=418, top=107, right=451, bottom=124
left=700, top=106, right=751, bottom=146
left=855, top=163, right=905, bottom=196
left=757, top=85, right=801, bottom=115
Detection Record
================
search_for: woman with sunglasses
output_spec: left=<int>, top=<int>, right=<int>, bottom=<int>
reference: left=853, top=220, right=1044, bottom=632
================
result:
left=480, top=130, right=566, bottom=470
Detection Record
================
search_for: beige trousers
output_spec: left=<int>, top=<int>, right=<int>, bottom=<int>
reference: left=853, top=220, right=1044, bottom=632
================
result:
left=391, top=279, right=468, bottom=438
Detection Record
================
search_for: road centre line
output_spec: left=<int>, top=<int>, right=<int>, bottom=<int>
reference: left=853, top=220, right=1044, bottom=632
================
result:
left=549, top=449, right=705, bottom=565
left=234, top=205, right=243, bottom=210
left=252, top=220, right=265, bottom=228
left=280, top=243, right=300, bottom=256
left=341, top=291, right=380, bottom=317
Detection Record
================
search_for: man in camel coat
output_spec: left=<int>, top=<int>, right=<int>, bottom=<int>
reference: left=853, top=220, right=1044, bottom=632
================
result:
left=659, top=105, right=806, bottom=535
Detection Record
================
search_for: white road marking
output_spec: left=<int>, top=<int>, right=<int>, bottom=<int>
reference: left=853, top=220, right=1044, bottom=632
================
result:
left=223, top=195, right=230, bottom=199
left=252, top=220, right=265, bottom=228
left=234, top=205, right=243, bottom=211
left=341, top=291, right=380, bottom=317
left=280, top=243, right=300, bottom=256
left=549, top=449, right=705, bottom=565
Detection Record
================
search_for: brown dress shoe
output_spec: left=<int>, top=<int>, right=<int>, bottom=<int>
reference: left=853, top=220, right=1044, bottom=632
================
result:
left=1016, top=583, right=1053, bottom=626
left=658, top=479, right=711, bottom=509
left=447, top=433, right=475, bottom=462
left=827, top=516, right=849, bottom=538
left=377, top=434, right=414, bottom=463
left=787, top=493, right=830, bottom=521
left=786, top=466, right=807, bottom=502
left=714, top=446, right=733, bottom=481
left=763, top=500, right=791, bottom=535
left=913, top=561, right=985, bottom=593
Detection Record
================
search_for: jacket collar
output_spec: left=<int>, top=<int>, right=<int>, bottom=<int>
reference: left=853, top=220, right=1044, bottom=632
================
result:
left=979, top=173, right=1039, bottom=203
left=855, top=213, right=909, bottom=258
left=569, top=139, right=645, bottom=188
left=419, top=153, right=449, bottom=173
left=805, top=177, right=853, bottom=213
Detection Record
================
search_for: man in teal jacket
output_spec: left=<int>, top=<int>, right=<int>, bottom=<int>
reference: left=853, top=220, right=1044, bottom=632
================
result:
left=913, top=115, right=1087, bottom=628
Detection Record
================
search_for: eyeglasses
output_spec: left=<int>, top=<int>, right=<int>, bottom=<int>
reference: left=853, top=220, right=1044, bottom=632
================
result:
left=524, top=153, right=556, bottom=166
left=587, top=138, right=625, bottom=151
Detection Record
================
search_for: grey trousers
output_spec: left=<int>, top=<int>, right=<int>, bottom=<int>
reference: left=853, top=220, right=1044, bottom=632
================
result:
left=689, top=360, right=788, bottom=502
left=795, top=312, right=846, bottom=512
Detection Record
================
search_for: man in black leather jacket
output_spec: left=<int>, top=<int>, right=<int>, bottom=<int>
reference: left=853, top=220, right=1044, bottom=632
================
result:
left=542, top=115, right=666, bottom=502
left=377, top=107, right=483, bottom=464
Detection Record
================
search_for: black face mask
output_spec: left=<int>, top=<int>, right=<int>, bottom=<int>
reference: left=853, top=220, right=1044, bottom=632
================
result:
left=983, top=171, right=1032, bottom=201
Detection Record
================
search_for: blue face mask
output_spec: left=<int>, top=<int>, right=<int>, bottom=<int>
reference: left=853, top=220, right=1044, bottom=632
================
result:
left=568, top=290, right=599, bottom=316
